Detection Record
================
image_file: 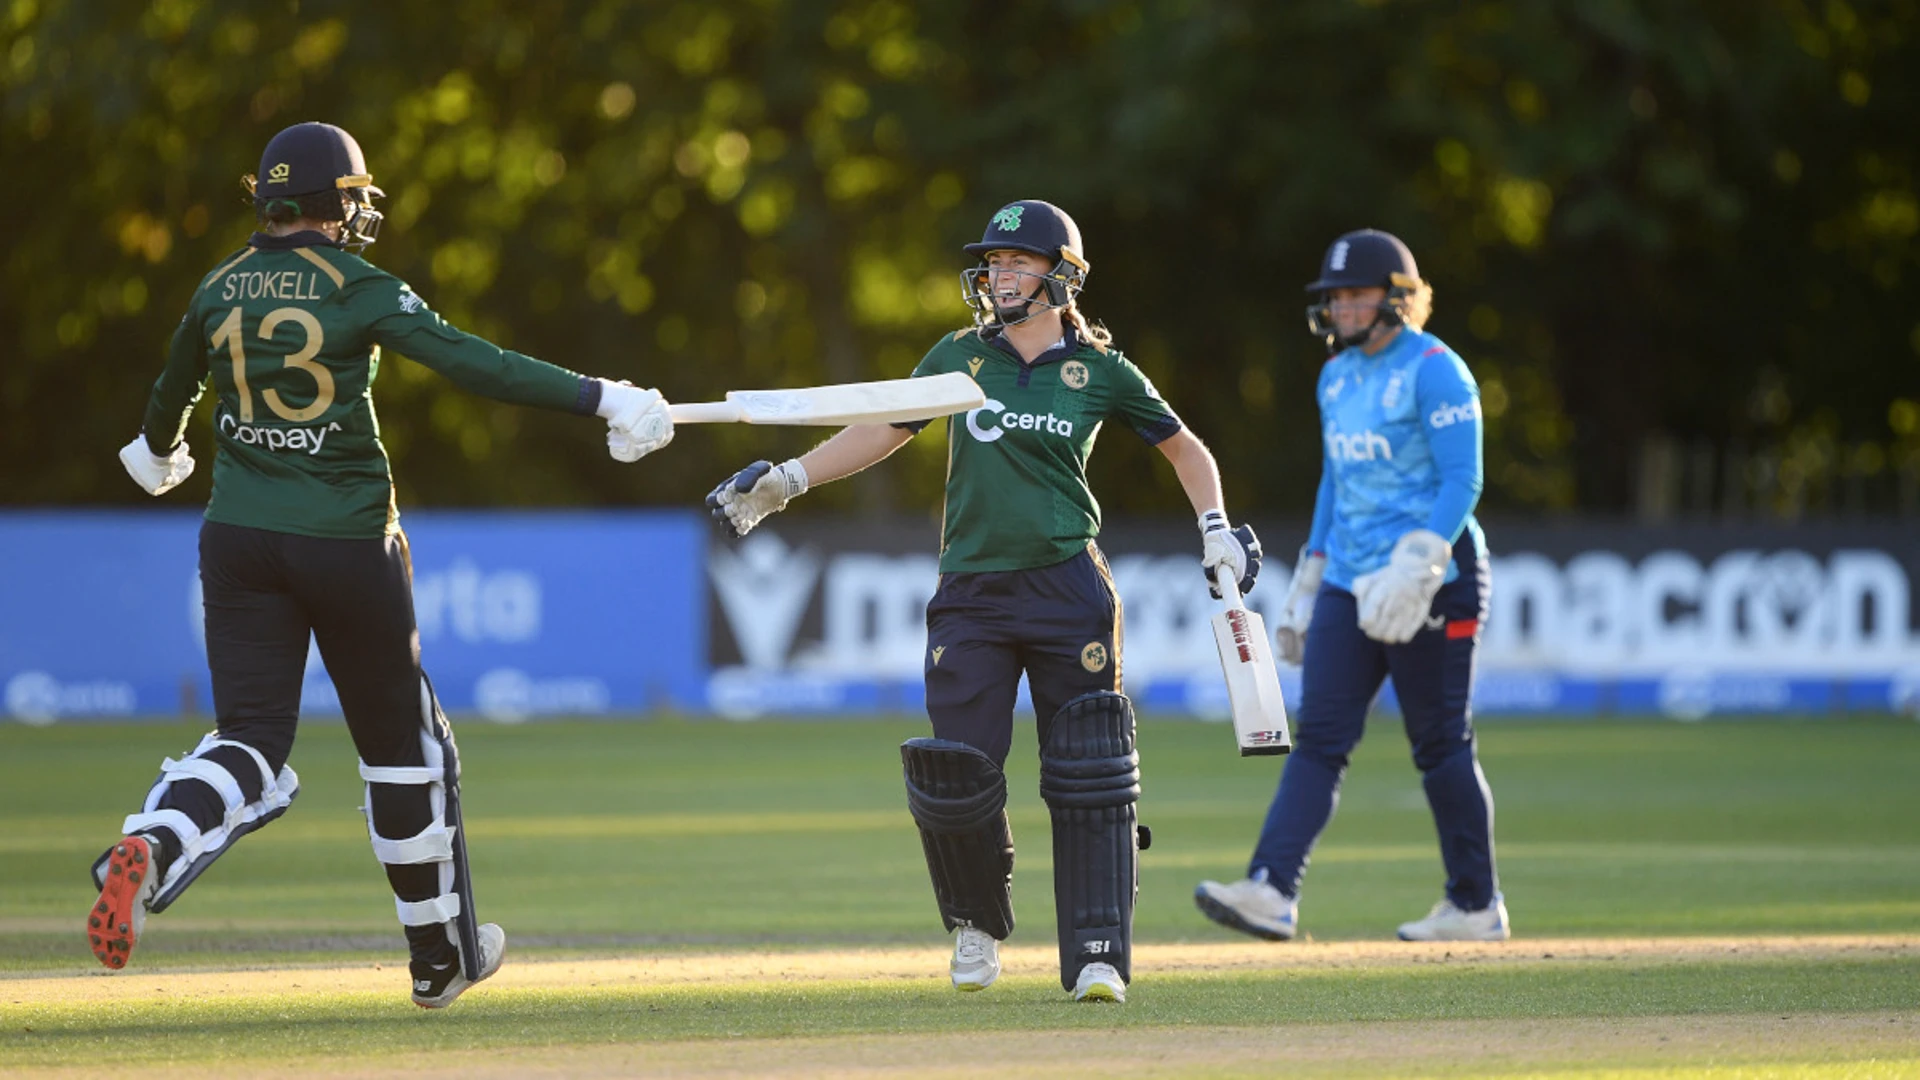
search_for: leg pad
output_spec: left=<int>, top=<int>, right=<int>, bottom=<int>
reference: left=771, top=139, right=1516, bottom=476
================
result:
left=1040, top=691, right=1140, bottom=991
left=902, top=738, right=1015, bottom=941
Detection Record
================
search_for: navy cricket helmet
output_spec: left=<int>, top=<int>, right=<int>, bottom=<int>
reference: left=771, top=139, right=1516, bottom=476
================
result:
left=1304, top=229, right=1431, bottom=349
left=245, top=122, right=385, bottom=250
left=959, top=200, right=1090, bottom=329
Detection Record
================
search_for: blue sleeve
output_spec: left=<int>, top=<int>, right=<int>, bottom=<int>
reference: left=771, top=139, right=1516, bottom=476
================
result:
left=1415, top=349, right=1483, bottom=543
left=1306, top=462, right=1334, bottom=554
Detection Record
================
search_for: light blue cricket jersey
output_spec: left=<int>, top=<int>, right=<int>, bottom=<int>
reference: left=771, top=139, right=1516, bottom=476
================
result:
left=1305, top=328, right=1487, bottom=591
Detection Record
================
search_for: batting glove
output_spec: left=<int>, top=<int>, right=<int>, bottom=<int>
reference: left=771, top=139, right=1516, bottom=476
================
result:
left=706, top=458, right=808, bottom=538
left=1199, top=510, right=1262, bottom=599
left=1352, top=529, right=1451, bottom=644
left=596, top=380, right=674, bottom=462
left=1274, top=545, right=1326, bottom=665
left=118, top=435, right=194, bottom=496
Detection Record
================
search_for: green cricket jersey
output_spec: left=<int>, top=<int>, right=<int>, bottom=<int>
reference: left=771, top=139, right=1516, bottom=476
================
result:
left=142, top=232, right=595, bottom=539
left=909, top=327, right=1183, bottom=574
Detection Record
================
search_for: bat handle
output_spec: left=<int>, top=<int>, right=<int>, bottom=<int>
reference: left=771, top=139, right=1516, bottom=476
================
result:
left=667, top=401, right=745, bottom=424
left=1212, top=563, right=1245, bottom=609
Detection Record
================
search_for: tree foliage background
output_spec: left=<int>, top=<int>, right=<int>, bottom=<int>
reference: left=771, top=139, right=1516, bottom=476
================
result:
left=3, top=0, right=1916, bottom=522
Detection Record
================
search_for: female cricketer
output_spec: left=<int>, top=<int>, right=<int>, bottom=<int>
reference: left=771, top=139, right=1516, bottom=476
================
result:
left=1194, top=228, right=1507, bottom=943
left=706, top=200, right=1262, bottom=1002
left=92, top=121, right=674, bottom=1007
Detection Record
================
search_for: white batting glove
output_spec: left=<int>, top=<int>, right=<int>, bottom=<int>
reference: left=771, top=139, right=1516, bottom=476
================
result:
left=1274, top=545, right=1326, bottom=665
left=118, top=435, right=194, bottom=496
left=596, top=380, right=674, bottom=462
left=1199, top=510, right=1263, bottom=600
left=706, top=458, right=808, bottom=539
left=1351, top=529, right=1451, bottom=644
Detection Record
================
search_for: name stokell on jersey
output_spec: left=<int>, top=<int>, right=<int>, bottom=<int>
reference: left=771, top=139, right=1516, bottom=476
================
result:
left=908, top=327, right=1182, bottom=574
left=144, top=239, right=589, bottom=539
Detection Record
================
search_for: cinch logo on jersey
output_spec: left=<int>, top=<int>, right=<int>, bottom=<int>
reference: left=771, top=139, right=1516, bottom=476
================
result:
left=965, top=399, right=1075, bottom=443
left=1325, top=425, right=1393, bottom=462
left=1428, top=399, right=1482, bottom=429
left=218, top=412, right=341, bottom=455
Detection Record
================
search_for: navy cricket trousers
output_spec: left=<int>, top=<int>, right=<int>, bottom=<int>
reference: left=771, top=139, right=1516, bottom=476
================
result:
left=1248, top=537, right=1500, bottom=912
left=922, top=543, right=1123, bottom=767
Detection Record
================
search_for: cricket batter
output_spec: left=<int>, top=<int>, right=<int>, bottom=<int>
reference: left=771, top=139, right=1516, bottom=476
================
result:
left=1195, top=229, right=1507, bottom=942
left=92, top=121, right=675, bottom=1007
left=706, top=200, right=1262, bottom=1002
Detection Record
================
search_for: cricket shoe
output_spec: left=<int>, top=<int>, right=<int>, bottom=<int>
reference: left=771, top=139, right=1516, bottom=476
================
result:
left=88, top=834, right=161, bottom=970
left=1194, top=876, right=1297, bottom=941
left=950, top=926, right=1001, bottom=991
left=1072, top=962, right=1126, bottom=1003
left=412, top=923, right=507, bottom=1009
left=1397, top=894, right=1510, bottom=941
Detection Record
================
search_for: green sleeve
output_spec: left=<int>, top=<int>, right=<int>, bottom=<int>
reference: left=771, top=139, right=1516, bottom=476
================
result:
left=353, top=273, right=595, bottom=414
left=894, top=332, right=967, bottom=432
left=142, top=300, right=209, bottom=455
left=1107, top=351, right=1183, bottom=445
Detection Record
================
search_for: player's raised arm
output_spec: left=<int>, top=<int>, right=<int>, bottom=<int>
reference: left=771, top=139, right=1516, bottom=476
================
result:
left=355, top=277, right=673, bottom=462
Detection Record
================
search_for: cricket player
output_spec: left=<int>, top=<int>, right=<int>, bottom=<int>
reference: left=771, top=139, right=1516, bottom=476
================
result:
left=92, top=121, right=674, bottom=1007
left=706, top=200, right=1262, bottom=1002
left=1194, top=229, right=1507, bottom=942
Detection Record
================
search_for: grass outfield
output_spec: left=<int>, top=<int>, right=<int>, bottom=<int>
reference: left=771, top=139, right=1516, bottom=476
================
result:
left=2, top=715, right=1917, bottom=1076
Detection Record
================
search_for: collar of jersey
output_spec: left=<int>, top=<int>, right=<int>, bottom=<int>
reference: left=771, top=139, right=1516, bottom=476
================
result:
left=249, top=230, right=343, bottom=251
left=983, top=324, right=1081, bottom=367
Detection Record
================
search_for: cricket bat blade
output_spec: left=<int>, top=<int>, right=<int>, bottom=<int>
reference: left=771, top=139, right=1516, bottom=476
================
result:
left=668, top=372, right=984, bottom=426
left=1210, top=569, right=1292, bottom=757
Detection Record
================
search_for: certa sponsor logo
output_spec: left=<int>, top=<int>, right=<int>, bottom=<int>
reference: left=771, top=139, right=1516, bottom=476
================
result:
left=965, top=398, right=1075, bottom=443
left=1428, top=399, right=1481, bottom=429
left=1324, top=425, right=1393, bottom=462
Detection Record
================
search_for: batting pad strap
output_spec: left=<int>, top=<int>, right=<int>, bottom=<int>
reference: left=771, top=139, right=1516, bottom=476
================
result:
left=369, top=822, right=456, bottom=865
left=156, top=755, right=247, bottom=812
left=358, top=763, right=442, bottom=786
left=395, top=892, right=463, bottom=927
left=122, top=808, right=204, bottom=850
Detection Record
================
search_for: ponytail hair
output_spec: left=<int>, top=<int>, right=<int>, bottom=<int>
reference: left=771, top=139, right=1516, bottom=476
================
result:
left=1064, top=301, right=1113, bottom=353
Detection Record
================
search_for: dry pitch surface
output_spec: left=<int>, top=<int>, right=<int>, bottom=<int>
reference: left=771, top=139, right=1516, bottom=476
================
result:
left=7, top=937, right=1917, bottom=1078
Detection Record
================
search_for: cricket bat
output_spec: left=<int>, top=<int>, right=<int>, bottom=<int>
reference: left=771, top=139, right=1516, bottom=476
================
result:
left=1210, top=566, right=1293, bottom=757
left=667, top=372, right=984, bottom=426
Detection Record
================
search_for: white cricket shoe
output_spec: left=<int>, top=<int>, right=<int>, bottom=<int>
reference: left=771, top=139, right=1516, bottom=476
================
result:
left=950, top=926, right=1000, bottom=991
left=1397, top=894, right=1510, bottom=941
left=1194, top=876, right=1297, bottom=941
left=412, top=922, right=507, bottom=1008
left=1072, top=961, right=1126, bottom=1003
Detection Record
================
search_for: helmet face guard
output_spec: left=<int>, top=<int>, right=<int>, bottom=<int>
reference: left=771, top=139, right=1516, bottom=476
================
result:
left=1305, top=271, right=1424, bottom=348
left=959, top=246, right=1088, bottom=329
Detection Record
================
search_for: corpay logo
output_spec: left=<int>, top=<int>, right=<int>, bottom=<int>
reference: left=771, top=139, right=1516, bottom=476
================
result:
left=965, top=399, right=1075, bottom=443
left=1325, top=426, right=1393, bottom=462
left=1428, top=400, right=1481, bottom=429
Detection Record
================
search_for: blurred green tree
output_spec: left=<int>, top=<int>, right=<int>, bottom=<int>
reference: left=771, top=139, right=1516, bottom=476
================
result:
left=2, top=0, right=1913, bottom=520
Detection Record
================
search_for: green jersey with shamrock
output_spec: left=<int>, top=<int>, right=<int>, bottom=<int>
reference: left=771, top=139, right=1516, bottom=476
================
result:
left=905, top=326, right=1182, bottom=574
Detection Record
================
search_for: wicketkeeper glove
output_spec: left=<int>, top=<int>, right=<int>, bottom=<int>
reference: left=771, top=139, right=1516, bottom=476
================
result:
left=596, top=379, right=674, bottom=462
left=1199, top=509, right=1262, bottom=599
left=706, top=458, right=808, bottom=539
left=1351, top=528, right=1451, bottom=644
left=118, top=435, right=194, bottom=496
left=1274, top=545, right=1326, bottom=665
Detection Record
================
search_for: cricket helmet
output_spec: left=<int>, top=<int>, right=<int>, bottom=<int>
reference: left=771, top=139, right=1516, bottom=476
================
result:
left=1304, top=229, right=1431, bottom=350
left=244, top=122, right=385, bottom=250
left=959, top=200, right=1090, bottom=329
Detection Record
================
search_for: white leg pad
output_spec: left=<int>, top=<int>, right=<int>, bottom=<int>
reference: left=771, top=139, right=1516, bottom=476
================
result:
left=117, top=732, right=300, bottom=912
left=359, top=680, right=465, bottom=939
